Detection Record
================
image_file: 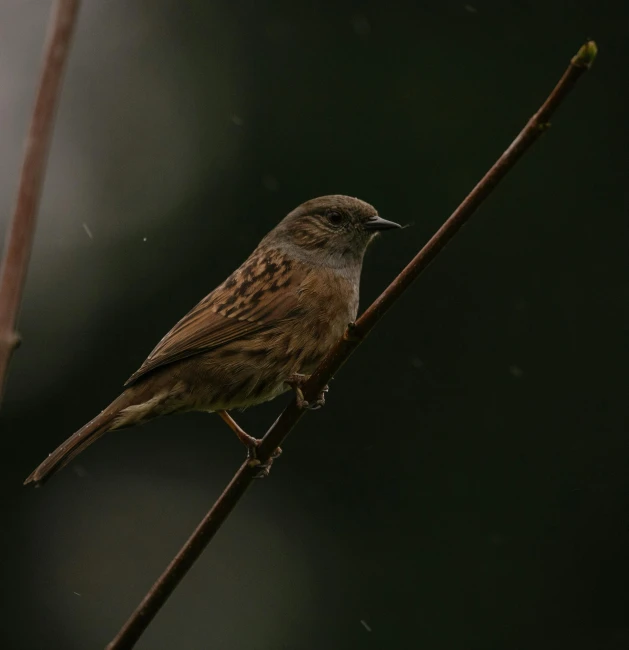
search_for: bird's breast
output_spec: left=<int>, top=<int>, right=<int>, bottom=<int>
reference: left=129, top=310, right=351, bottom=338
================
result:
left=178, top=262, right=361, bottom=411
left=283, top=265, right=359, bottom=372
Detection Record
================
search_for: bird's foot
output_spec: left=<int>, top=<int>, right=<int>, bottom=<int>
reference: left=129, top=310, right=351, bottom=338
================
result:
left=286, top=373, right=329, bottom=410
left=246, top=439, right=282, bottom=479
left=217, top=410, right=281, bottom=478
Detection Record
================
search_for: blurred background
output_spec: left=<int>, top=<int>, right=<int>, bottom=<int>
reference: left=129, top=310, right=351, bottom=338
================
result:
left=1, top=1, right=628, bottom=648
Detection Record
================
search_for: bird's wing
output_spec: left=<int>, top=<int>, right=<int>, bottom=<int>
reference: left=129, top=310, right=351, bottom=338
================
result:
left=125, top=249, right=304, bottom=385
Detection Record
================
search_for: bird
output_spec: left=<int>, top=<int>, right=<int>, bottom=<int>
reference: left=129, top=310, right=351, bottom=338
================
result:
left=24, top=195, right=400, bottom=486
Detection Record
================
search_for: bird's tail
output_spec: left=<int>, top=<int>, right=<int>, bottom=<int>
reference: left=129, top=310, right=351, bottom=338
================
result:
left=24, top=392, right=134, bottom=487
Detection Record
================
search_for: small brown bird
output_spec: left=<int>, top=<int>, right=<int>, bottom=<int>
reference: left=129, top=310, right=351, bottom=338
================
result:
left=25, top=195, right=400, bottom=486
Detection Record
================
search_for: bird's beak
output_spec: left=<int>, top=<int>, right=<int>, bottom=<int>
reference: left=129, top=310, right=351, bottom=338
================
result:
left=364, top=215, right=402, bottom=231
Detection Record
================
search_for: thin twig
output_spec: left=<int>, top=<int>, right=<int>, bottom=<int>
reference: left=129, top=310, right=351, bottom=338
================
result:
left=0, top=0, right=81, bottom=402
left=107, top=41, right=597, bottom=650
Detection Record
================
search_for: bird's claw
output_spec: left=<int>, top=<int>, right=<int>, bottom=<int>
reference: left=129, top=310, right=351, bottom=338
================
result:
left=217, top=410, right=281, bottom=477
left=294, top=386, right=327, bottom=410
left=287, top=374, right=329, bottom=410
left=246, top=439, right=282, bottom=479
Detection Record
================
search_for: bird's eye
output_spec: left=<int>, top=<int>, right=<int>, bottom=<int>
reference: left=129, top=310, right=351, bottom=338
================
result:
left=327, top=210, right=343, bottom=225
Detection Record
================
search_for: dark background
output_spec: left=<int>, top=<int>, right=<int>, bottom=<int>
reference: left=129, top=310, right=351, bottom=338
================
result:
left=1, top=1, right=627, bottom=649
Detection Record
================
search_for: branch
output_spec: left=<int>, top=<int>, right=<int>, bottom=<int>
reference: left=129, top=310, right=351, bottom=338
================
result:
left=107, top=41, right=597, bottom=650
left=0, top=0, right=81, bottom=402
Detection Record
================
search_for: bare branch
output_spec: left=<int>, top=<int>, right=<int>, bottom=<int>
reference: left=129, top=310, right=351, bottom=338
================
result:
left=0, top=0, right=81, bottom=402
left=106, top=41, right=597, bottom=650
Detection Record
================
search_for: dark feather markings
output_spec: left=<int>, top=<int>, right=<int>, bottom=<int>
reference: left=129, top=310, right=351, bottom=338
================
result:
left=125, top=250, right=303, bottom=386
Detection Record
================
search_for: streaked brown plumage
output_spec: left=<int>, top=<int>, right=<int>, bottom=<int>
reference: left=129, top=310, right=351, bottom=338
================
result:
left=24, top=195, right=400, bottom=486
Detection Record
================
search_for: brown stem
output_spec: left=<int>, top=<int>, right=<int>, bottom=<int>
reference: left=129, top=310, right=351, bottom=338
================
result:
left=0, top=0, right=81, bottom=402
left=106, top=41, right=597, bottom=650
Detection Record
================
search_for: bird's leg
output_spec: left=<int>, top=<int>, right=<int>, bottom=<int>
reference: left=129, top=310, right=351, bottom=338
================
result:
left=216, top=410, right=281, bottom=478
left=217, top=409, right=258, bottom=447
left=286, top=373, right=329, bottom=410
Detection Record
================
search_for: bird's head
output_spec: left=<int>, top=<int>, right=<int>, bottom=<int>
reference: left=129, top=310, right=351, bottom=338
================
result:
left=264, top=195, right=401, bottom=269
